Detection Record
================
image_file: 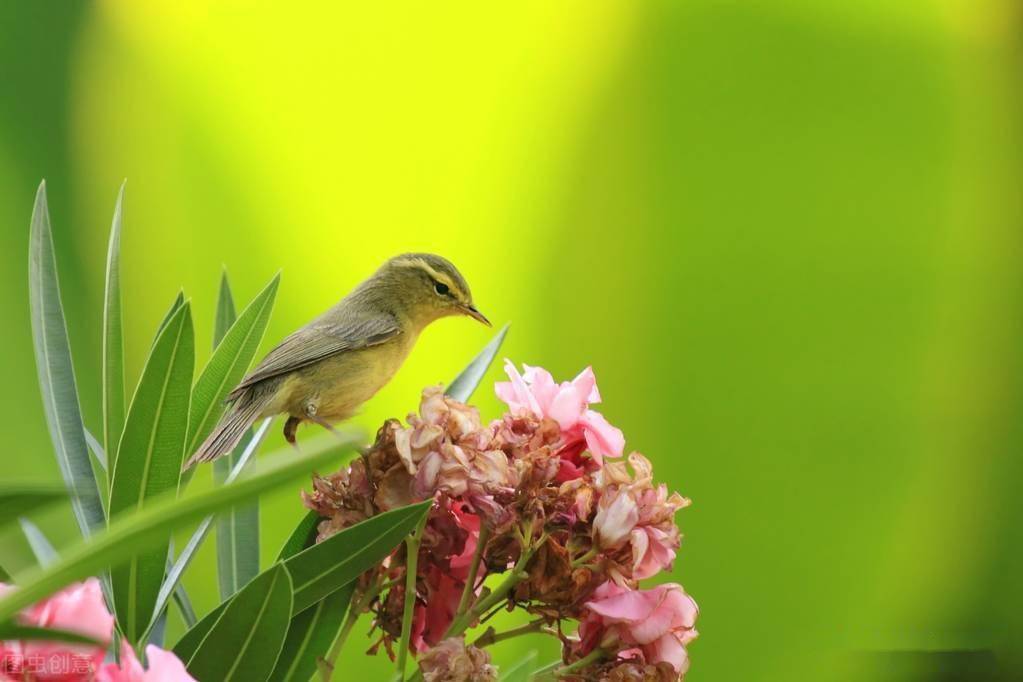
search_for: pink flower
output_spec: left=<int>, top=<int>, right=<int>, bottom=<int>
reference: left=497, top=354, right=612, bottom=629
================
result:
left=595, top=454, right=689, bottom=580
left=593, top=488, right=639, bottom=550
left=97, top=645, right=195, bottom=682
left=411, top=567, right=464, bottom=652
left=578, top=582, right=698, bottom=676
left=496, top=361, right=625, bottom=466
left=0, top=578, right=113, bottom=681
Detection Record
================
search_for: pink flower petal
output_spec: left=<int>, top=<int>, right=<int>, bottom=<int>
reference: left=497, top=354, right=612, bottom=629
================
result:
left=585, top=588, right=657, bottom=623
left=571, top=366, right=601, bottom=404
left=547, top=385, right=586, bottom=431
left=142, top=645, right=196, bottom=682
left=646, top=633, right=690, bottom=674
left=581, top=410, right=625, bottom=459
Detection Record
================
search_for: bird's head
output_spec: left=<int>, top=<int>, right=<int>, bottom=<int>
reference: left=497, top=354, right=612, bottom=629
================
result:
left=378, top=253, right=490, bottom=327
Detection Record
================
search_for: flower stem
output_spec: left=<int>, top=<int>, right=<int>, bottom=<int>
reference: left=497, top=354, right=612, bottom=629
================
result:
left=455, top=523, right=490, bottom=617
left=554, top=649, right=606, bottom=677
left=571, top=547, right=598, bottom=567
left=471, top=618, right=547, bottom=647
left=444, top=540, right=538, bottom=638
left=320, top=579, right=383, bottom=681
left=395, top=514, right=429, bottom=681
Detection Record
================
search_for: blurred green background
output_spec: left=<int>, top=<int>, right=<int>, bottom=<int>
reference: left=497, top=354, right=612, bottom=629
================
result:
left=2, top=1, right=1022, bottom=680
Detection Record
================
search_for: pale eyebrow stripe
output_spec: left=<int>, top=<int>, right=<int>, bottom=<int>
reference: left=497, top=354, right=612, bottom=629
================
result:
left=392, top=257, right=459, bottom=294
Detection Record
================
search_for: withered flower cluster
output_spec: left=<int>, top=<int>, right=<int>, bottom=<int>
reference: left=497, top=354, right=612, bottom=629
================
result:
left=303, top=362, right=697, bottom=681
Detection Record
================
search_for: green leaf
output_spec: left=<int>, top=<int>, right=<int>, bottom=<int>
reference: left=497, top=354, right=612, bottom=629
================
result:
left=266, top=509, right=348, bottom=682
left=28, top=181, right=105, bottom=539
left=103, top=182, right=126, bottom=480
left=146, top=419, right=272, bottom=641
left=0, top=438, right=357, bottom=625
left=173, top=500, right=431, bottom=657
left=109, top=300, right=195, bottom=644
left=285, top=500, right=432, bottom=614
left=445, top=323, right=509, bottom=402
left=179, top=564, right=294, bottom=682
left=84, top=427, right=107, bottom=471
left=0, top=565, right=10, bottom=582
left=276, top=511, right=320, bottom=561
left=19, top=518, right=58, bottom=568
left=214, top=268, right=238, bottom=346
left=0, top=622, right=101, bottom=646
left=500, top=650, right=538, bottom=682
left=154, top=291, right=185, bottom=347
left=204, top=271, right=275, bottom=600
left=268, top=582, right=353, bottom=682
left=0, top=483, right=67, bottom=525
left=187, top=272, right=279, bottom=456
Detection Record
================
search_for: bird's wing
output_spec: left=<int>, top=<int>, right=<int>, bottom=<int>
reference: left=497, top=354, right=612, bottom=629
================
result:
left=229, top=313, right=402, bottom=396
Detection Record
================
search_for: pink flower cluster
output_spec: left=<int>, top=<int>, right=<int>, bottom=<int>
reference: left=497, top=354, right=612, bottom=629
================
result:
left=304, top=361, right=697, bottom=680
left=0, top=578, right=194, bottom=682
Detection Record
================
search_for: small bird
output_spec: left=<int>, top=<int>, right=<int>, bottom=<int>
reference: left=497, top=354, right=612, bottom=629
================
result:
left=185, top=253, right=489, bottom=469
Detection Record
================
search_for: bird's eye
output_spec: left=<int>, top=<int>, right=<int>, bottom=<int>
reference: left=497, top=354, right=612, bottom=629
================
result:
left=434, top=281, right=450, bottom=296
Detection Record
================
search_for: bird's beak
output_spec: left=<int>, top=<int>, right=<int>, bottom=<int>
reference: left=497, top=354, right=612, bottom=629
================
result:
left=462, top=304, right=491, bottom=327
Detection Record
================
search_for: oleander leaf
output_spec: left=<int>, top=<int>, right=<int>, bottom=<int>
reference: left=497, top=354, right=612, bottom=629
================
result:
left=0, top=622, right=101, bottom=645
left=83, top=427, right=107, bottom=471
left=186, top=272, right=279, bottom=456
left=0, top=484, right=67, bottom=526
left=180, top=564, right=293, bottom=682
left=214, top=268, right=237, bottom=345
left=173, top=500, right=431, bottom=658
left=103, top=182, right=126, bottom=480
left=0, top=441, right=355, bottom=625
left=108, top=300, right=194, bottom=644
left=276, top=511, right=319, bottom=561
left=500, top=650, right=539, bottom=682
left=445, top=322, right=509, bottom=402
left=154, top=291, right=184, bottom=348
left=285, top=500, right=432, bottom=614
left=146, top=418, right=272, bottom=642
left=19, top=518, right=58, bottom=568
left=266, top=508, right=347, bottom=682
left=28, top=181, right=105, bottom=539
left=268, top=582, right=353, bottom=682
left=206, top=271, right=272, bottom=600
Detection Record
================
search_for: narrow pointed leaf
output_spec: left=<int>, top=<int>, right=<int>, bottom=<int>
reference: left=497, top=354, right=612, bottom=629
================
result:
left=109, top=301, right=194, bottom=643
left=83, top=427, right=107, bottom=471
left=214, top=268, right=237, bottom=346
left=0, top=439, right=357, bottom=624
left=153, top=292, right=185, bottom=348
left=276, top=511, right=319, bottom=561
left=268, top=582, right=353, bottom=682
left=173, top=499, right=431, bottom=656
left=0, top=484, right=67, bottom=525
left=0, top=623, right=101, bottom=646
left=19, top=518, right=58, bottom=568
left=266, top=507, right=349, bottom=682
left=28, top=181, right=105, bottom=539
left=285, top=500, right=432, bottom=614
left=147, top=609, right=167, bottom=648
left=445, top=323, right=509, bottom=402
left=103, top=183, right=126, bottom=479
left=179, top=564, right=294, bottom=682
left=204, top=271, right=273, bottom=600
left=187, top=273, right=279, bottom=455
left=146, top=419, right=271, bottom=640
left=173, top=582, right=198, bottom=627
left=0, top=565, right=9, bottom=582
left=500, top=650, right=538, bottom=682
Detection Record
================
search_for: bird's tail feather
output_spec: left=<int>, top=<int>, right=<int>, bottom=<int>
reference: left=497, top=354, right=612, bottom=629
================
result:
left=184, top=394, right=266, bottom=470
